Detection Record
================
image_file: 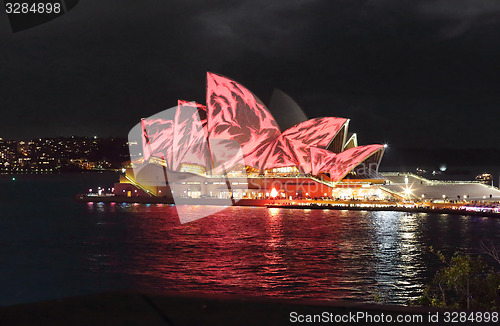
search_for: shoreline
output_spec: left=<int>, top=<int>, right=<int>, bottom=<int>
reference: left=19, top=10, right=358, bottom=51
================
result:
left=266, top=204, right=500, bottom=218
left=75, top=194, right=500, bottom=218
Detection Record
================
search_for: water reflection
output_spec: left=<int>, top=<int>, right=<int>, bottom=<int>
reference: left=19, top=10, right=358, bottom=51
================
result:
left=82, top=204, right=500, bottom=304
left=371, top=211, right=424, bottom=302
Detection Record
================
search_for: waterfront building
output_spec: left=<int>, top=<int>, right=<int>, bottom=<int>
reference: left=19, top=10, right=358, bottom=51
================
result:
left=109, top=73, right=500, bottom=203
left=118, top=72, right=388, bottom=200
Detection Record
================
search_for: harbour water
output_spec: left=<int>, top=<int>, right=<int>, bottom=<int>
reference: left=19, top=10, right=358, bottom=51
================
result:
left=1, top=172, right=500, bottom=306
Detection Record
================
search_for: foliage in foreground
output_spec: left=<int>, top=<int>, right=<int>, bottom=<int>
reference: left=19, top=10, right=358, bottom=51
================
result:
left=414, top=247, right=500, bottom=310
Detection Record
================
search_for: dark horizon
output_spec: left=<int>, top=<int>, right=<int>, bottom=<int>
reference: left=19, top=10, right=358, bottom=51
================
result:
left=2, top=1, right=500, bottom=150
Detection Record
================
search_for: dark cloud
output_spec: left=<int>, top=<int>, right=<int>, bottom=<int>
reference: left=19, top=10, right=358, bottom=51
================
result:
left=1, top=0, right=499, bottom=150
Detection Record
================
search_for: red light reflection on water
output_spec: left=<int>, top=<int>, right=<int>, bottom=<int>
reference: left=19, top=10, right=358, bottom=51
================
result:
left=84, top=204, right=357, bottom=301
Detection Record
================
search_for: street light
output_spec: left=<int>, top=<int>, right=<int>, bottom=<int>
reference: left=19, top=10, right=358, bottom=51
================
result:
left=403, top=186, right=413, bottom=199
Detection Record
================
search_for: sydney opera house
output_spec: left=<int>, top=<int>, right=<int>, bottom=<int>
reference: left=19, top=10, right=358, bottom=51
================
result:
left=117, top=72, right=387, bottom=200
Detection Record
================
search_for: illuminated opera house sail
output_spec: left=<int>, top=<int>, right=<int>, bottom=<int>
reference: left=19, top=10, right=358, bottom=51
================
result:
left=123, top=72, right=385, bottom=199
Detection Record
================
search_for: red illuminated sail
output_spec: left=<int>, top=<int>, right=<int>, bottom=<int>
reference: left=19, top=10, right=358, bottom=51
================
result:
left=206, top=72, right=281, bottom=170
left=310, top=147, right=337, bottom=176
left=262, top=137, right=308, bottom=171
left=281, top=117, right=347, bottom=148
left=263, top=117, right=348, bottom=173
left=141, top=117, right=174, bottom=168
left=172, top=100, right=210, bottom=171
left=328, top=145, right=384, bottom=182
left=139, top=72, right=384, bottom=180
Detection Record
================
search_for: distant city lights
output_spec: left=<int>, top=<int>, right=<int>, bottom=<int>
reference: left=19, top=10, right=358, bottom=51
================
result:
left=0, top=136, right=125, bottom=174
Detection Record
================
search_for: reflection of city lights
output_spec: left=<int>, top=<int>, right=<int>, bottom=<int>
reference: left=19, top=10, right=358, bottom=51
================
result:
left=270, top=188, right=279, bottom=198
left=268, top=207, right=280, bottom=217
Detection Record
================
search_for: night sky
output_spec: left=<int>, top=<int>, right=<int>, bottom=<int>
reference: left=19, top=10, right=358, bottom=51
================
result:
left=1, top=0, right=500, bottom=150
